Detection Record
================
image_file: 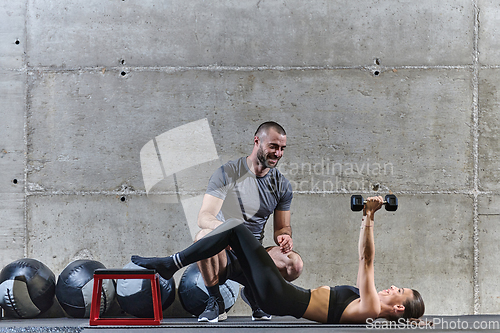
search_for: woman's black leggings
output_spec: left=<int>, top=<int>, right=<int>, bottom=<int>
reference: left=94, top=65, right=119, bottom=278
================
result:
left=178, top=218, right=311, bottom=318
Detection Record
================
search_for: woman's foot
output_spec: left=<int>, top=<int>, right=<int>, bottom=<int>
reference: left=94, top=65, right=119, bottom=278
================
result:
left=131, top=255, right=177, bottom=280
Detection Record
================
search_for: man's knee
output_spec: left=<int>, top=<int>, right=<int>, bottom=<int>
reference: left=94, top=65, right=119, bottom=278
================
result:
left=267, top=246, right=303, bottom=282
left=285, top=251, right=303, bottom=281
left=194, top=228, right=212, bottom=242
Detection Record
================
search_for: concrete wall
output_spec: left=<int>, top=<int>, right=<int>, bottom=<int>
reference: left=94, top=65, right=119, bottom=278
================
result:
left=0, top=0, right=498, bottom=318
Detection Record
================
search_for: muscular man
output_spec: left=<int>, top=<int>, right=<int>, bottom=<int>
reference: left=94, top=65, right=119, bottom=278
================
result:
left=195, top=121, right=303, bottom=322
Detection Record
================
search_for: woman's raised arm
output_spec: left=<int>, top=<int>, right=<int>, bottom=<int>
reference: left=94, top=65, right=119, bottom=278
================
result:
left=349, top=196, right=384, bottom=321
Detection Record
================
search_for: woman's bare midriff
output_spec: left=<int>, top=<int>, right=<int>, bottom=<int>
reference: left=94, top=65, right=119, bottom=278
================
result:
left=302, top=286, right=330, bottom=323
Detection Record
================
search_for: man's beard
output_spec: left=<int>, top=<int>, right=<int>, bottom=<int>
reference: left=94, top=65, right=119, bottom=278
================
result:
left=257, top=145, right=278, bottom=169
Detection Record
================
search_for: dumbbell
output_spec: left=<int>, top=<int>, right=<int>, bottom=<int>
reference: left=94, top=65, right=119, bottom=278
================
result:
left=350, top=194, right=398, bottom=212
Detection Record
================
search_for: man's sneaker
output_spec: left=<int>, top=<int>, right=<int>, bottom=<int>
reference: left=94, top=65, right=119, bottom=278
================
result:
left=251, top=308, right=273, bottom=321
left=198, top=296, right=227, bottom=323
left=241, top=287, right=272, bottom=321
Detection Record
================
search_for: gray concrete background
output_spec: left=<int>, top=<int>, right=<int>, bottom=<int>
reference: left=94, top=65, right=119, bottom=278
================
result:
left=0, top=0, right=497, bottom=319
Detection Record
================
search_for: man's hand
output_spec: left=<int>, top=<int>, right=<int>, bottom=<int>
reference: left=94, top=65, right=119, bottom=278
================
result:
left=277, top=234, right=293, bottom=254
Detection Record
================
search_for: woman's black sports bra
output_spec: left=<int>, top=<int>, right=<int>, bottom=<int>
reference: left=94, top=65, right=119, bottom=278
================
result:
left=327, top=285, right=360, bottom=323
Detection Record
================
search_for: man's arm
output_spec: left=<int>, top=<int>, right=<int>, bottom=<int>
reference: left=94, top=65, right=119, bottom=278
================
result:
left=273, top=210, right=293, bottom=253
left=197, top=194, right=225, bottom=230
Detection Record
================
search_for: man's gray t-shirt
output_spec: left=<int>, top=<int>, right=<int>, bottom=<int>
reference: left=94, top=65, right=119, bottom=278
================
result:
left=206, top=157, right=293, bottom=243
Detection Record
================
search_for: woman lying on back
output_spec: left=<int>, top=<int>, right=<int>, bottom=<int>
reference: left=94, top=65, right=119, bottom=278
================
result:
left=132, top=196, right=425, bottom=323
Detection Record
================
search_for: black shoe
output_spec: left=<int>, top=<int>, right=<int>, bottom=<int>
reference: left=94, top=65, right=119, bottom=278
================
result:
left=251, top=308, right=273, bottom=321
left=198, top=296, right=227, bottom=322
left=241, top=287, right=272, bottom=321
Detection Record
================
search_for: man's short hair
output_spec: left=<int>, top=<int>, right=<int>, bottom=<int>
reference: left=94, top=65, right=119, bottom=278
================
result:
left=254, top=121, right=286, bottom=137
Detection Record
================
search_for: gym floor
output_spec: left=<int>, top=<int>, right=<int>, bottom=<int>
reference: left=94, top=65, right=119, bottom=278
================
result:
left=1, top=315, right=500, bottom=332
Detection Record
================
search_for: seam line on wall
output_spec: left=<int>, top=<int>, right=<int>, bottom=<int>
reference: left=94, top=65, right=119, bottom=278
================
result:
left=23, top=0, right=29, bottom=259
left=472, top=0, right=480, bottom=315
left=7, top=64, right=480, bottom=74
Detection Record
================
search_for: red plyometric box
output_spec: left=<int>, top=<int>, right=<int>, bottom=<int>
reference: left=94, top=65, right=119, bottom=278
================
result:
left=89, top=268, right=163, bottom=326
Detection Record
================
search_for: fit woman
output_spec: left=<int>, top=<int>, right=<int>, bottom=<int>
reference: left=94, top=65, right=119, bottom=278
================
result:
left=132, top=196, right=425, bottom=323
